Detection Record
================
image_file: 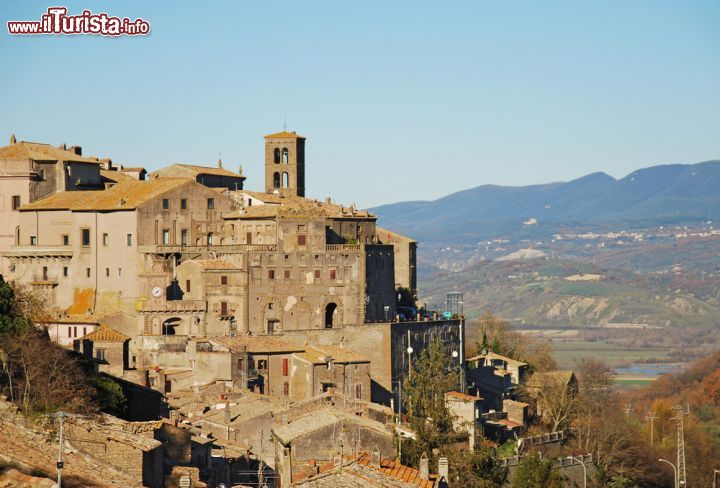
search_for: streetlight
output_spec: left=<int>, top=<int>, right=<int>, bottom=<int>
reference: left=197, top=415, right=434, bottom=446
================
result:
left=567, top=456, right=587, bottom=488
left=659, top=458, right=677, bottom=488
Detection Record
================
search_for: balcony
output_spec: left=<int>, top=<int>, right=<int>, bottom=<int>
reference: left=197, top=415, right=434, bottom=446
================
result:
left=139, top=244, right=276, bottom=254
left=139, top=299, right=207, bottom=313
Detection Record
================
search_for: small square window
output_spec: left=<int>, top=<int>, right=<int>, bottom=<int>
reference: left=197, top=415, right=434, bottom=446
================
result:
left=268, top=269, right=275, bottom=280
left=284, top=270, right=290, bottom=279
left=62, top=234, right=69, bottom=246
left=329, top=269, right=336, bottom=280
left=180, top=199, right=187, bottom=210
left=207, top=198, right=215, bottom=209
left=314, top=270, right=321, bottom=279
left=298, top=235, right=307, bottom=246
left=126, top=233, right=133, bottom=246
left=221, top=275, right=228, bottom=285
left=30, top=235, right=37, bottom=246
left=11, top=195, right=21, bottom=210
left=81, top=228, right=91, bottom=246
left=162, top=198, right=169, bottom=210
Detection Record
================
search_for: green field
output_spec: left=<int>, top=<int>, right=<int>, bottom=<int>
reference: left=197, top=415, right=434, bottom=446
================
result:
left=551, top=340, right=671, bottom=369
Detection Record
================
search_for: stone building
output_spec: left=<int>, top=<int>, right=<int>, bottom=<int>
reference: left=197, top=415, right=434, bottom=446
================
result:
left=78, top=324, right=130, bottom=377
left=150, top=162, right=245, bottom=191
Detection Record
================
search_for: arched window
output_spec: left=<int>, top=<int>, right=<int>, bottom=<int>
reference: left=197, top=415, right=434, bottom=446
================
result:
left=274, top=148, right=280, bottom=164
left=282, top=147, right=289, bottom=164
left=207, top=233, right=214, bottom=245
left=162, top=317, right=181, bottom=335
left=273, top=172, right=280, bottom=189
left=282, top=172, right=289, bottom=188
left=325, top=303, right=337, bottom=328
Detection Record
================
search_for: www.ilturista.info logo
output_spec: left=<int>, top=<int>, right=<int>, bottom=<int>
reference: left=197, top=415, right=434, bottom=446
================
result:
left=7, top=7, right=150, bottom=36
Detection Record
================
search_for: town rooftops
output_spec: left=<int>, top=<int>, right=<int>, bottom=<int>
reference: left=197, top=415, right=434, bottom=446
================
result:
left=80, top=324, right=129, bottom=343
left=228, top=192, right=374, bottom=220
left=272, top=408, right=389, bottom=446
left=526, top=370, right=576, bottom=388
left=150, top=163, right=245, bottom=179
left=466, top=351, right=528, bottom=368
left=19, top=177, right=192, bottom=211
left=296, top=344, right=370, bottom=365
left=211, top=336, right=305, bottom=354
left=264, top=130, right=306, bottom=139
left=0, top=140, right=99, bottom=163
left=446, top=391, right=482, bottom=402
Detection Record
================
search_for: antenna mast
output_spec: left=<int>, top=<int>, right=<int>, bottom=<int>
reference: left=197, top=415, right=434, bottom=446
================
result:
left=672, top=405, right=688, bottom=486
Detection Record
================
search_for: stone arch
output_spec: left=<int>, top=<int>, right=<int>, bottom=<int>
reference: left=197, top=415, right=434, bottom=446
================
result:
left=282, top=147, right=289, bottom=164
left=325, top=302, right=338, bottom=328
left=162, top=317, right=182, bottom=335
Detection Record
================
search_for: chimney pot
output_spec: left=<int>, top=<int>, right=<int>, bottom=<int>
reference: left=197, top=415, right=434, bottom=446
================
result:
left=438, top=457, right=449, bottom=481
left=419, top=454, right=429, bottom=480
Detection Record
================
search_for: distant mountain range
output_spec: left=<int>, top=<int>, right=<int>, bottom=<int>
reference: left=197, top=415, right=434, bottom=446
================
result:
left=372, top=160, right=720, bottom=243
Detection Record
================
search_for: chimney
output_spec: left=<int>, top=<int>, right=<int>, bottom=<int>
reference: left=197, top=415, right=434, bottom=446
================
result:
left=371, top=446, right=381, bottom=469
left=69, top=145, right=82, bottom=155
left=438, top=457, right=449, bottom=482
left=419, top=453, right=429, bottom=480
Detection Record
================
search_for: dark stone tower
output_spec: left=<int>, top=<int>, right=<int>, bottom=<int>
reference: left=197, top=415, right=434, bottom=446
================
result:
left=264, top=131, right=306, bottom=197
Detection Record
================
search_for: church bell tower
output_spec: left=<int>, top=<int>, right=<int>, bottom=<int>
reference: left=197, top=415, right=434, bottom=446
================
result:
left=264, top=130, right=306, bottom=197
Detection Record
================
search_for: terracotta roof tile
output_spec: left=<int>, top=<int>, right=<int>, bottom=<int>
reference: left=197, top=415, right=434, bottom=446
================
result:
left=0, top=141, right=99, bottom=163
left=80, top=324, right=129, bottom=342
left=150, top=163, right=245, bottom=179
left=295, top=345, right=370, bottom=365
left=446, top=391, right=482, bottom=402
left=211, top=336, right=305, bottom=354
left=264, top=130, right=306, bottom=139
left=20, top=177, right=192, bottom=211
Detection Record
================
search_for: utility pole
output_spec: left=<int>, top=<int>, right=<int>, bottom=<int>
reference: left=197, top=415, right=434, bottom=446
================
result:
left=671, top=405, right=688, bottom=487
left=56, top=411, right=64, bottom=488
left=645, top=412, right=658, bottom=449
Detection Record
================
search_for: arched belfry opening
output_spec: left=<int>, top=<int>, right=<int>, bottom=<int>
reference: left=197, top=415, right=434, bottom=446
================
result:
left=264, top=130, right=306, bottom=197
left=325, top=303, right=337, bottom=328
left=162, top=317, right=181, bottom=335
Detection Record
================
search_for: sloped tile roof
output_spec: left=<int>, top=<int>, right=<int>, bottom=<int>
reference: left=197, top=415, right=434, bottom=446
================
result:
left=211, top=336, right=305, bottom=354
left=264, top=130, right=306, bottom=139
left=355, top=451, right=437, bottom=487
left=0, top=141, right=99, bottom=163
left=150, top=163, right=245, bottom=179
left=20, top=177, right=192, bottom=211
left=80, top=324, right=129, bottom=342
left=296, top=344, right=370, bottom=365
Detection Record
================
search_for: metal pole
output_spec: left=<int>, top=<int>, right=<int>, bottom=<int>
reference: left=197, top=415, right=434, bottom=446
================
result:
left=57, top=411, right=64, bottom=488
left=567, top=456, right=586, bottom=488
left=713, top=469, right=720, bottom=488
left=659, top=458, right=678, bottom=488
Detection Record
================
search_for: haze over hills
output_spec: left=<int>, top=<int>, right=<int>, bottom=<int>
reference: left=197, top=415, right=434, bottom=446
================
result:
left=372, top=160, right=720, bottom=243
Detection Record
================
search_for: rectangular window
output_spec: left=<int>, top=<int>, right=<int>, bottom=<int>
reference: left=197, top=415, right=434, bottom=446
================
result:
left=181, top=229, right=188, bottom=246
left=118, top=268, right=122, bottom=277
left=221, top=275, right=228, bottom=285
left=329, top=269, right=336, bottom=280
left=81, top=228, right=91, bottom=246
left=42, top=266, right=48, bottom=280
left=96, top=349, right=106, bottom=361
left=284, top=270, right=290, bottom=279
left=105, top=268, right=110, bottom=277
left=207, top=198, right=215, bottom=209
left=63, top=266, right=68, bottom=277
left=298, top=234, right=307, bottom=246
left=103, top=233, right=108, bottom=246
left=258, top=359, right=268, bottom=371
left=237, top=358, right=243, bottom=370
left=180, top=198, right=187, bottom=210
left=268, top=269, right=275, bottom=280
left=86, top=268, right=91, bottom=277
left=126, top=233, right=133, bottom=246
left=314, top=269, right=321, bottom=279
left=30, top=235, right=37, bottom=246
left=62, top=234, right=69, bottom=246
left=283, top=382, right=289, bottom=396
left=73, top=326, right=77, bottom=338
left=246, top=232, right=252, bottom=244
left=11, top=195, right=20, bottom=210
left=282, top=358, right=289, bottom=376
left=355, top=383, right=362, bottom=399
left=220, top=301, right=228, bottom=316
left=162, top=198, right=169, bottom=210
left=186, top=279, right=191, bottom=292
left=162, top=229, right=170, bottom=245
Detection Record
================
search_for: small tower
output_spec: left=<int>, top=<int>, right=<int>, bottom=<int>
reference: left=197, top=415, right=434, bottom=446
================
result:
left=264, top=130, right=306, bottom=197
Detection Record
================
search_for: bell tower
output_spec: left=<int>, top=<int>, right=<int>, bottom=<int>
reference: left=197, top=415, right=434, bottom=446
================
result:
left=264, top=130, right=306, bottom=197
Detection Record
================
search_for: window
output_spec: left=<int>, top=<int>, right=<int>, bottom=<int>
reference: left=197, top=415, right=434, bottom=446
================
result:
left=181, top=229, right=188, bottom=246
left=30, top=235, right=37, bottom=246
left=282, top=147, right=289, bottom=164
left=268, top=269, right=275, bottom=280
left=118, top=268, right=122, bottom=277
left=105, top=268, right=110, bottom=277
left=314, top=270, right=321, bottom=279
left=284, top=270, right=290, bottom=279
left=126, top=233, right=133, bottom=246
left=102, top=233, right=108, bottom=246
left=62, top=234, right=69, bottom=245
left=180, top=198, right=187, bottom=210
left=73, top=326, right=77, bottom=338
left=186, top=279, right=191, bottom=292
left=273, top=172, right=280, bottom=189
left=221, top=275, right=228, bottom=285
left=355, top=383, right=362, bottom=399
left=329, top=269, right=336, bottom=280
left=207, top=233, right=214, bottom=245
left=83, top=327, right=87, bottom=336
left=274, top=147, right=280, bottom=164
left=86, top=268, right=91, bottom=277
left=257, top=359, right=268, bottom=371
left=162, top=198, right=169, bottom=210
left=42, top=266, right=48, bottom=280
left=298, top=234, right=307, bottom=246
left=282, top=358, right=289, bottom=376
left=237, top=358, right=243, bottom=370
left=96, top=349, right=106, bottom=361
left=11, top=195, right=20, bottom=210
left=162, top=229, right=170, bottom=245
left=81, top=228, right=90, bottom=246
left=207, top=198, right=215, bottom=209
left=283, top=382, right=289, bottom=396
left=220, top=301, right=228, bottom=316
left=282, top=172, right=289, bottom=188
left=63, top=266, right=68, bottom=277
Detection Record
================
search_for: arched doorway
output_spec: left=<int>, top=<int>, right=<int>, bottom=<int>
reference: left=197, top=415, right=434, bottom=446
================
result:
left=162, top=317, right=181, bottom=335
left=325, top=303, right=337, bottom=328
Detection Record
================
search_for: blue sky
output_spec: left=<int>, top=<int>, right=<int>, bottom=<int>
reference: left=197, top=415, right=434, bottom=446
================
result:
left=1, top=1, right=719, bottom=208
